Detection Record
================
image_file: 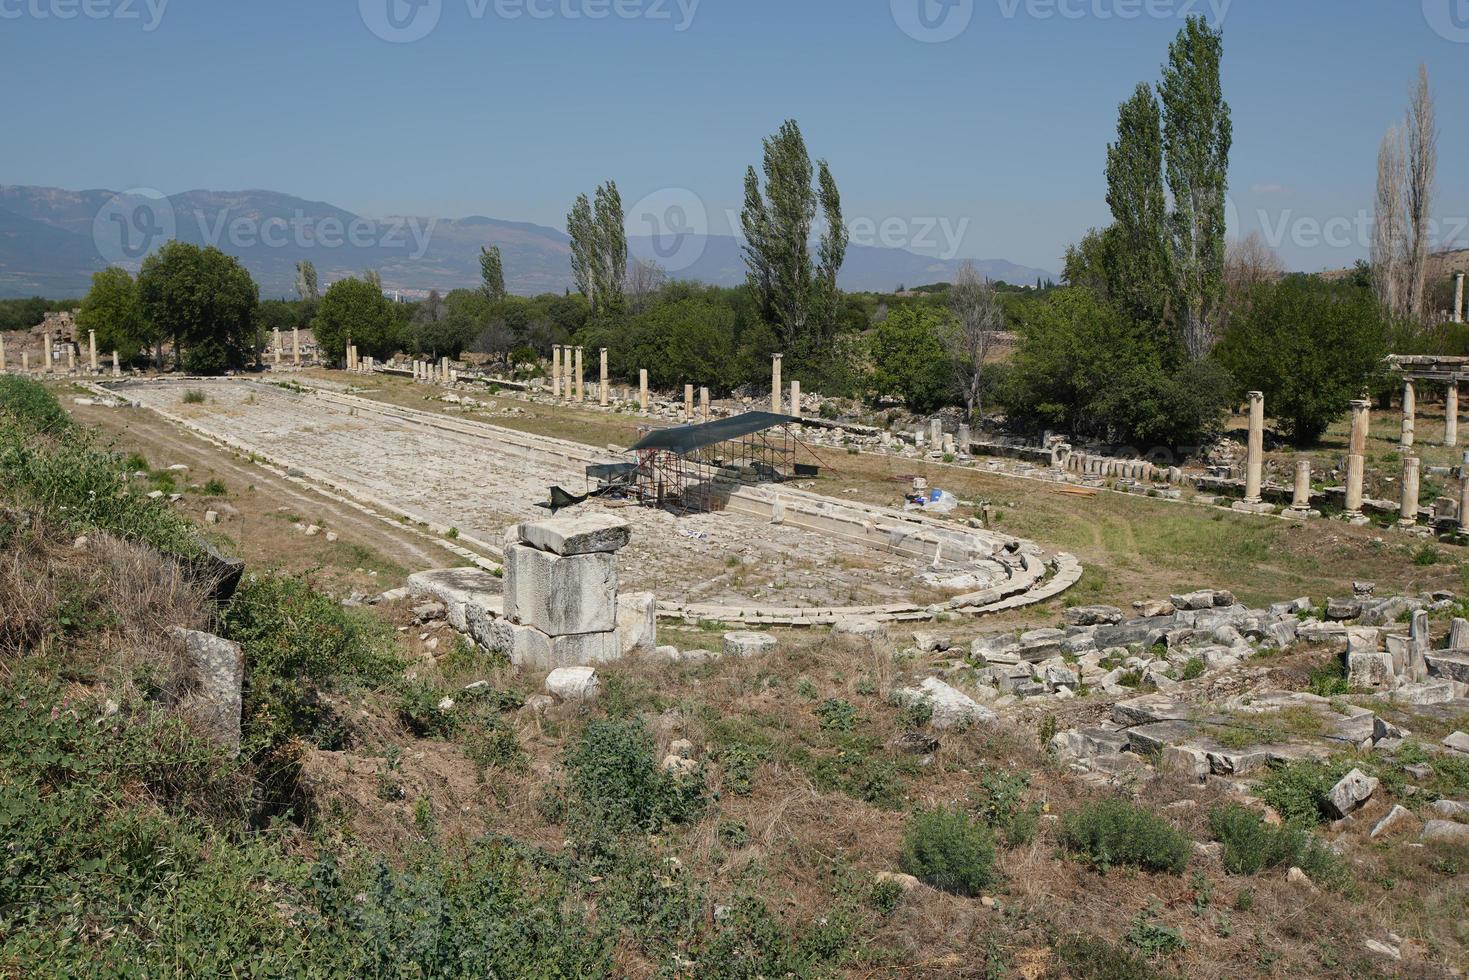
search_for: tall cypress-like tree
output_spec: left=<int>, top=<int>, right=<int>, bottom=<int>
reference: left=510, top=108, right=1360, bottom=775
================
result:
left=295, top=260, right=319, bottom=302
left=740, top=120, right=846, bottom=353
left=1160, top=15, right=1232, bottom=360
left=567, top=194, right=598, bottom=311
left=593, top=181, right=627, bottom=313
left=1104, top=83, right=1172, bottom=338
left=480, top=245, right=506, bottom=301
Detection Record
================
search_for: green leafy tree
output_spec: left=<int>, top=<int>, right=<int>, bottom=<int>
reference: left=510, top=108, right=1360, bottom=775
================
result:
left=869, top=305, right=956, bottom=414
left=1161, top=15, right=1232, bottom=359
left=593, top=182, right=627, bottom=313
left=1000, top=288, right=1230, bottom=448
left=1105, top=83, right=1172, bottom=332
left=77, top=267, right=150, bottom=365
left=741, top=120, right=846, bottom=358
left=136, top=242, right=259, bottom=373
left=567, top=193, right=597, bottom=311
left=480, top=245, right=506, bottom=301
left=1215, top=276, right=1390, bottom=445
left=313, top=277, right=393, bottom=363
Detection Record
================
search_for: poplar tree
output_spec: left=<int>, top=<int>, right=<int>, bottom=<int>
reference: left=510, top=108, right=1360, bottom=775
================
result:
left=480, top=245, right=506, bottom=301
left=593, top=181, right=627, bottom=313
left=567, top=194, right=597, bottom=310
left=1160, top=15, right=1232, bottom=359
left=1104, top=83, right=1172, bottom=336
left=740, top=119, right=846, bottom=353
left=295, top=260, right=319, bottom=302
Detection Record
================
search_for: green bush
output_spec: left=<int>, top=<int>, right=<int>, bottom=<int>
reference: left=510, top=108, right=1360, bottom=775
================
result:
left=1060, top=799, right=1192, bottom=874
left=899, top=806, right=996, bottom=896
left=1054, top=933, right=1165, bottom=979
left=181, top=388, right=208, bottom=404
left=1254, top=757, right=1354, bottom=826
left=1124, top=905, right=1186, bottom=958
left=565, top=720, right=705, bottom=835
left=1209, top=805, right=1346, bottom=886
left=0, top=375, right=72, bottom=432
left=814, top=697, right=858, bottom=732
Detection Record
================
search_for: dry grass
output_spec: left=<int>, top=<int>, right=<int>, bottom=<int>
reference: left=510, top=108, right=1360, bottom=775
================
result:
left=0, top=509, right=210, bottom=691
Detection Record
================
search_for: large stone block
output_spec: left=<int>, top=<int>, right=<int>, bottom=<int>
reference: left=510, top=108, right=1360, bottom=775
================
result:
left=504, top=544, right=616, bottom=635
left=507, top=623, right=621, bottom=671
left=516, top=513, right=631, bottom=556
left=169, top=627, right=244, bottom=753
left=408, top=567, right=504, bottom=633
left=616, top=592, right=657, bottom=657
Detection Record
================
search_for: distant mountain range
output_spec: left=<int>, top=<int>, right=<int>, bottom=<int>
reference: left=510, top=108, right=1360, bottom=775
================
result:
left=0, top=185, right=1057, bottom=299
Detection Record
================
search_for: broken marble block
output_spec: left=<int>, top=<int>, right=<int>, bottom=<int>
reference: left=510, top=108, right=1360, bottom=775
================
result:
left=1325, top=768, right=1378, bottom=819
left=546, top=666, right=601, bottom=700
left=168, top=627, right=245, bottom=753
left=503, top=544, right=617, bottom=635
left=893, top=677, right=997, bottom=730
left=514, top=513, right=631, bottom=556
left=724, top=631, right=778, bottom=658
left=616, top=592, right=657, bottom=657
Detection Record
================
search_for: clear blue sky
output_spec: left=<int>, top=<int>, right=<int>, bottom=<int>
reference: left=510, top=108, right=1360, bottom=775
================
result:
left=3, top=0, right=1465, bottom=274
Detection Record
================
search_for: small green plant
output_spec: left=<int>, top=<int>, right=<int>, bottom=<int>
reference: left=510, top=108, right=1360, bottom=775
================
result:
left=1306, top=658, right=1349, bottom=697
left=1254, top=757, right=1354, bottom=826
left=896, top=699, right=933, bottom=729
left=1124, top=904, right=1185, bottom=958
left=1413, top=544, right=1443, bottom=566
left=200, top=478, right=228, bottom=496
left=566, top=720, right=705, bottom=833
left=869, top=879, right=904, bottom=916
left=1179, top=657, right=1206, bottom=681
left=899, top=806, right=996, bottom=897
left=1060, top=799, right=1192, bottom=875
left=794, top=677, right=819, bottom=700
left=464, top=721, right=526, bottom=773
left=181, top=389, right=207, bottom=405
left=815, top=698, right=858, bottom=732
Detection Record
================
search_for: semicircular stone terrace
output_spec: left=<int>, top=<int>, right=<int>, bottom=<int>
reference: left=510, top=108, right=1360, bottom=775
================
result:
left=105, top=378, right=1079, bottom=625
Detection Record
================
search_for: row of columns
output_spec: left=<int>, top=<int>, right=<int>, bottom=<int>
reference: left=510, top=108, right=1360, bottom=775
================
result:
left=543, top=350, right=803, bottom=423
left=1400, top=378, right=1462, bottom=450
left=0, top=330, right=121, bottom=377
left=270, top=328, right=303, bottom=366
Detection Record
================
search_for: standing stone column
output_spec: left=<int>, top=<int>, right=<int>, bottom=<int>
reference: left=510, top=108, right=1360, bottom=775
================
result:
left=1400, top=455, right=1421, bottom=528
left=639, top=369, right=649, bottom=412
left=1244, top=390, right=1265, bottom=504
left=1286, top=460, right=1313, bottom=516
left=599, top=348, right=609, bottom=407
left=552, top=346, right=562, bottom=398
left=273, top=328, right=282, bottom=365
left=66, top=345, right=75, bottom=373
left=1349, top=399, right=1370, bottom=456
left=1447, top=382, right=1460, bottom=448
left=441, top=356, right=451, bottom=384
left=790, top=380, right=802, bottom=419
left=1402, top=380, right=1416, bottom=448
left=1455, top=271, right=1466, bottom=324
left=700, top=386, right=710, bottom=421
left=88, top=330, right=98, bottom=373
left=574, top=347, right=584, bottom=402
left=1460, top=451, right=1469, bottom=529
left=43, top=333, right=52, bottom=374
left=21, top=352, right=29, bottom=373
left=1345, top=453, right=1366, bottom=521
left=112, top=351, right=121, bottom=378
left=0, top=335, right=6, bottom=373
left=293, top=328, right=301, bottom=366
left=683, top=385, right=694, bottom=420
left=771, top=354, right=783, bottom=414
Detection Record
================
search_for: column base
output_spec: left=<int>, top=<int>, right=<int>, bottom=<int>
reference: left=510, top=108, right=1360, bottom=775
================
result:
left=1232, top=500, right=1275, bottom=515
left=1341, top=512, right=1370, bottom=526
left=1283, top=507, right=1318, bottom=520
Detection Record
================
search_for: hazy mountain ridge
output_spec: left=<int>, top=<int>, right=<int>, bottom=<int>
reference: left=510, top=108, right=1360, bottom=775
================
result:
left=0, top=185, right=1057, bottom=299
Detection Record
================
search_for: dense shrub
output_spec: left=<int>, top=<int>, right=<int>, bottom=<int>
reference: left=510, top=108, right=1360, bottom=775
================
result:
left=0, top=375, right=72, bottom=432
left=899, top=805, right=996, bottom=896
left=999, top=288, right=1232, bottom=449
left=565, top=719, right=705, bottom=834
left=1215, top=276, right=1390, bottom=444
left=1060, top=798, right=1192, bottom=874
left=868, top=305, right=957, bottom=413
left=1254, top=757, right=1355, bottom=826
left=1208, top=805, right=1345, bottom=885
